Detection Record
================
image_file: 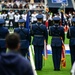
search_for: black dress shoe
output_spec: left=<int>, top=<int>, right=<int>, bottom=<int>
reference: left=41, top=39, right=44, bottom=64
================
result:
left=54, top=69, right=60, bottom=71
left=36, top=68, right=42, bottom=71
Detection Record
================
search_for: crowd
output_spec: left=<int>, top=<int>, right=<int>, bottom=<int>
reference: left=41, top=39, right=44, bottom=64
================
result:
left=0, top=9, right=75, bottom=29
left=0, top=0, right=44, bottom=10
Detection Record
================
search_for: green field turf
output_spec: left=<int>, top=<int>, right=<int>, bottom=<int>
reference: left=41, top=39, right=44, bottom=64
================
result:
left=37, top=55, right=71, bottom=75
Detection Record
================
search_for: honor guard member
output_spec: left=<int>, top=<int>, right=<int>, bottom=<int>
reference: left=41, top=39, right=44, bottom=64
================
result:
left=30, top=14, right=48, bottom=70
left=49, top=17, right=65, bottom=71
left=14, top=19, right=31, bottom=57
left=0, top=19, right=9, bottom=53
left=67, top=18, right=75, bottom=65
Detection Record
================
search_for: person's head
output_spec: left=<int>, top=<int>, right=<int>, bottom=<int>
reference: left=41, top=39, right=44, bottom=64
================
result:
left=36, top=14, right=43, bottom=23
left=10, top=10, right=13, bottom=13
left=15, top=11, right=18, bottom=15
left=6, top=33, right=20, bottom=51
left=18, top=19, right=25, bottom=27
left=23, top=11, right=26, bottom=14
left=39, top=11, right=42, bottom=14
left=53, top=17, right=60, bottom=24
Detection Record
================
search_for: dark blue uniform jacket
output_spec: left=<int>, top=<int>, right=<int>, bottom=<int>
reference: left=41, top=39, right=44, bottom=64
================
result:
left=67, top=26, right=75, bottom=46
left=14, top=28, right=31, bottom=49
left=0, top=27, right=9, bottom=48
left=49, top=25, right=65, bottom=46
left=31, top=23, right=48, bottom=46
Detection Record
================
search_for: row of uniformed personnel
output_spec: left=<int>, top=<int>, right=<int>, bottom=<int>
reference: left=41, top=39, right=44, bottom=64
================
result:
left=0, top=14, right=75, bottom=71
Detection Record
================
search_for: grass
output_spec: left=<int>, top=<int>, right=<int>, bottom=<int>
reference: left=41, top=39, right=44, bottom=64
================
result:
left=37, top=55, right=71, bottom=75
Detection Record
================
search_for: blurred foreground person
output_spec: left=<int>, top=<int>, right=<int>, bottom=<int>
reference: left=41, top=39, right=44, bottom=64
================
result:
left=49, top=17, right=65, bottom=71
left=67, top=18, right=75, bottom=65
left=0, top=33, right=34, bottom=75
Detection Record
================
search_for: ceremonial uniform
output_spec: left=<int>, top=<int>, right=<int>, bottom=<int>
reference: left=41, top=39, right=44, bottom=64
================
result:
left=0, top=19, right=9, bottom=53
left=14, top=19, right=31, bottom=57
left=30, top=14, right=48, bottom=70
left=49, top=17, right=65, bottom=71
left=67, top=18, right=75, bottom=65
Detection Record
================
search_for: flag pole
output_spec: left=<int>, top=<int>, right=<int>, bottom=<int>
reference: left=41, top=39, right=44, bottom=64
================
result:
left=26, top=10, right=37, bottom=75
left=43, top=0, right=48, bottom=62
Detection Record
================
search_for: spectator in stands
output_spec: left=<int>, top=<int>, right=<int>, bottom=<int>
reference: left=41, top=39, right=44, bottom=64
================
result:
left=14, top=11, right=20, bottom=28
left=0, top=1, right=2, bottom=10
left=36, top=3, right=44, bottom=10
left=24, top=3, right=29, bottom=9
left=15, top=0, right=20, bottom=7
left=29, top=3, right=36, bottom=10
left=0, top=33, right=34, bottom=75
left=34, top=0, right=44, bottom=2
left=8, top=10, right=14, bottom=28
left=19, top=3, right=23, bottom=9
left=1, top=1, right=7, bottom=9
left=0, top=12, right=3, bottom=19
left=42, top=11, right=46, bottom=25
left=21, top=11, right=27, bottom=24
left=25, top=0, right=30, bottom=2
left=13, top=2, right=18, bottom=8
left=31, top=11, right=38, bottom=24
left=73, top=11, right=75, bottom=18
left=2, top=11, right=7, bottom=20
left=6, top=0, right=13, bottom=8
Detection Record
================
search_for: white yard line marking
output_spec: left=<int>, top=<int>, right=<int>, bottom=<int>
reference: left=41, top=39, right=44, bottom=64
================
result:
left=29, top=46, right=37, bottom=75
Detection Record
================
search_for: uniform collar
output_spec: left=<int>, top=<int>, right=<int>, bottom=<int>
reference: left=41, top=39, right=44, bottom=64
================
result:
left=19, top=26, right=24, bottom=29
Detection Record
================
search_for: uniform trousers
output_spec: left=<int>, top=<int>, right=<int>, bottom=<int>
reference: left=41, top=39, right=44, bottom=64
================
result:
left=34, top=45, right=43, bottom=70
left=51, top=46, right=62, bottom=70
left=70, top=45, right=75, bottom=65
